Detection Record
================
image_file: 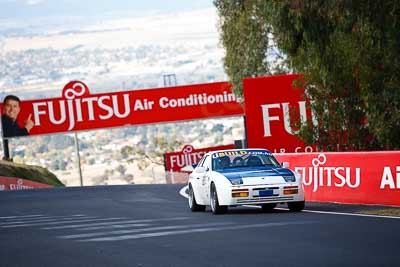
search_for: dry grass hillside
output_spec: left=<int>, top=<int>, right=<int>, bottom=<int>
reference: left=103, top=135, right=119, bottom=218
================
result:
left=0, top=160, right=64, bottom=187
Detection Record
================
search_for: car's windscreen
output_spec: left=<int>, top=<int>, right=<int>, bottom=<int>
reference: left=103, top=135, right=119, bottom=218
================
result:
left=211, top=150, right=280, bottom=171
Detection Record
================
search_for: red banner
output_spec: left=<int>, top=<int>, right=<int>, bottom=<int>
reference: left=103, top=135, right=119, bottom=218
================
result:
left=1, top=81, right=244, bottom=138
left=164, top=144, right=235, bottom=183
left=243, top=74, right=316, bottom=153
left=274, top=152, right=400, bottom=206
left=0, top=176, right=53, bottom=191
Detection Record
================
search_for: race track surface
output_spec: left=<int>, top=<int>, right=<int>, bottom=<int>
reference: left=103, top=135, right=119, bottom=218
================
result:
left=0, top=184, right=399, bottom=267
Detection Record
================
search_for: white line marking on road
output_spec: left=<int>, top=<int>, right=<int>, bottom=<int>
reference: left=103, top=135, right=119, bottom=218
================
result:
left=294, top=208, right=400, bottom=220
left=0, top=215, right=44, bottom=219
left=80, top=221, right=315, bottom=242
left=1, top=217, right=126, bottom=228
left=179, top=185, right=189, bottom=198
left=180, top=186, right=400, bottom=220
left=244, top=205, right=400, bottom=220
left=44, top=217, right=190, bottom=230
left=0, top=215, right=90, bottom=225
left=77, top=223, right=150, bottom=231
left=60, top=222, right=233, bottom=240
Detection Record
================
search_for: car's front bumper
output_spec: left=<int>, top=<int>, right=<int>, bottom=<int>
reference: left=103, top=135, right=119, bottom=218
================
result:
left=220, top=183, right=305, bottom=206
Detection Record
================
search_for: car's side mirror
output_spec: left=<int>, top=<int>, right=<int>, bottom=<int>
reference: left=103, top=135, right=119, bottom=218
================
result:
left=281, top=162, right=290, bottom=168
left=196, top=166, right=206, bottom=173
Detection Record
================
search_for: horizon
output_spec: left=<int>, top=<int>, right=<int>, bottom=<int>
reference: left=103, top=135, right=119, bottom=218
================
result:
left=0, top=0, right=214, bottom=20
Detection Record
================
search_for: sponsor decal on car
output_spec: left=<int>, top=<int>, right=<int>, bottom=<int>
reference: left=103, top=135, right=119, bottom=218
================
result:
left=212, top=150, right=272, bottom=158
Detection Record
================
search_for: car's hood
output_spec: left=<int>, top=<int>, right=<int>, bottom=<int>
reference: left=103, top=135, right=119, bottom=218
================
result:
left=219, top=166, right=293, bottom=178
left=218, top=166, right=293, bottom=185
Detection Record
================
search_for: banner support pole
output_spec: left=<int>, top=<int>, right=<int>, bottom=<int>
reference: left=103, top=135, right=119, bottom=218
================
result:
left=2, top=138, right=11, bottom=161
left=74, top=133, right=83, bottom=186
left=243, top=115, right=248, bottom=148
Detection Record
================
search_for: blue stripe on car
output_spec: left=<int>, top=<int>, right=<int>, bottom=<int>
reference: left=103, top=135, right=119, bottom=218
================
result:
left=218, top=166, right=294, bottom=181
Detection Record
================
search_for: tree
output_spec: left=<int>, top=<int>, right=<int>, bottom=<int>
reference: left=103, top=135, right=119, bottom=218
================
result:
left=115, top=164, right=127, bottom=176
left=51, top=159, right=60, bottom=171
left=214, top=0, right=400, bottom=150
left=123, top=174, right=135, bottom=184
left=214, top=0, right=286, bottom=97
left=58, top=160, right=67, bottom=171
left=121, top=135, right=183, bottom=170
left=93, top=173, right=108, bottom=185
left=211, top=123, right=224, bottom=133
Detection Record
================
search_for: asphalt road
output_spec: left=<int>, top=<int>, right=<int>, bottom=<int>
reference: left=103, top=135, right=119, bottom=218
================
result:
left=0, top=184, right=399, bottom=267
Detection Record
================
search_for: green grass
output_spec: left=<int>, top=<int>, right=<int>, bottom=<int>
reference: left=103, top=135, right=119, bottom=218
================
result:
left=0, top=160, right=64, bottom=187
left=357, top=209, right=400, bottom=217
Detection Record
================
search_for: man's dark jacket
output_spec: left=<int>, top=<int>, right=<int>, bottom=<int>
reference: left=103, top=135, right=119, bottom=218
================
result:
left=1, top=115, right=28, bottom=138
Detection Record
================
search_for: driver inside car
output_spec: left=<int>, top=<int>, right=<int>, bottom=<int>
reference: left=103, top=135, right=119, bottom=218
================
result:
left=218, top=155, right=231, bottom=169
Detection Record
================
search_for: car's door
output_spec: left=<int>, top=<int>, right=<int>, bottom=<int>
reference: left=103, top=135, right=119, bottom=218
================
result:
left=189, top=156, right=206, bottom=203
left=199, top=155, right=212, bottom=203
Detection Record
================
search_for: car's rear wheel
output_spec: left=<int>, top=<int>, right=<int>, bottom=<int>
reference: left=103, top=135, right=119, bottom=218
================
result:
left=210, top=183, right=227, bottom=215
left=261, top=203, right=277, bottom=212
left=287, top=201, right=305, bottom=212
left=188, top=184, right=206, bottom=212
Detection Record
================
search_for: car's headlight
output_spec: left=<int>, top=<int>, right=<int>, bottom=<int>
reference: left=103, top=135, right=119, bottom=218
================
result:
left=230, top=178, right=243, bottom=185
left=283, top=175, right=296, bottom=182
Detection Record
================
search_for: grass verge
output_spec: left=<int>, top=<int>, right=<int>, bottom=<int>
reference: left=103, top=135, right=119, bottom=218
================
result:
left=0, top=160, right=64, bottom=187
left=357, top=209, right=400, bottom=217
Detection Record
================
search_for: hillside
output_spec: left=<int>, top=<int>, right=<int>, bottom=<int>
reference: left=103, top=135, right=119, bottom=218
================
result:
left=0, top=160, right=64, bottom=187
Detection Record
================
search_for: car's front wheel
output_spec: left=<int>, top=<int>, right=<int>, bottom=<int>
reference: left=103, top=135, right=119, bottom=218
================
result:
left=287, top=201, right=305, bottom=212
left=188, top=184, right=206, bottom=212
left=210, top=183, right=227, bottom=215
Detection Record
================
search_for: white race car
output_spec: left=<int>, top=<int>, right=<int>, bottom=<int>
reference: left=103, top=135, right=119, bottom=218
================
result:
left=188, top=148, right=305, bottom=214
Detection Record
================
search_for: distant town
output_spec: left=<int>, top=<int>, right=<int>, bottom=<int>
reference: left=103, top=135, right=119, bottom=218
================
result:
left=0, top=8, right=245, bottom=186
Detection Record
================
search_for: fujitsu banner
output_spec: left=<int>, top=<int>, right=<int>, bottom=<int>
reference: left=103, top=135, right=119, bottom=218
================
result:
left=0, top=81, right=244, bottom=138
left=275, top=152, right=400, bottom=206
left=164, top=144, right=235, bottom=172
left=0, top=176, right=53, bottom=191
left=164, top=144, right=235, bottom=183
left=243, top=74, right=316, bottom=153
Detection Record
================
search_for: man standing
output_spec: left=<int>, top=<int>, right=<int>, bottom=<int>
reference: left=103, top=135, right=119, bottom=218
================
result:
left=1, top=95, right=34, bottom=138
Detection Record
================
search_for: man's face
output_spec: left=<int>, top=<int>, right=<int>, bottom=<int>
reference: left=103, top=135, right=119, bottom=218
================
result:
left=3, top=99, right=21, bottom=121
